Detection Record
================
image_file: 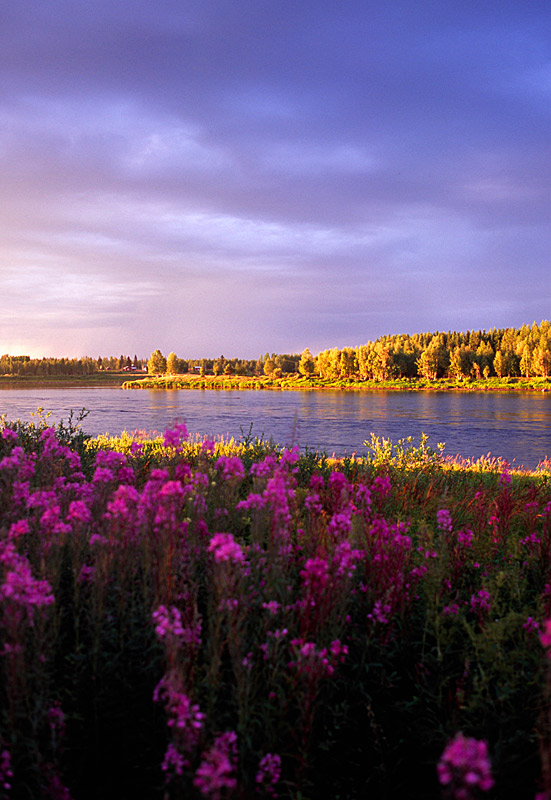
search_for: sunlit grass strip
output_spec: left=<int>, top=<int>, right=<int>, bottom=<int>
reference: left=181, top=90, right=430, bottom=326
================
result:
left=123, top=373, right=551, bottom=392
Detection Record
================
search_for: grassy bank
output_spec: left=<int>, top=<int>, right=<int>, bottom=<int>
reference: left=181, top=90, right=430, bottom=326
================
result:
left=0, top=416, right=550, bottom=798
left=0, top=371, right=145, bottom=388
left=122, top=373, right=551, bottom=392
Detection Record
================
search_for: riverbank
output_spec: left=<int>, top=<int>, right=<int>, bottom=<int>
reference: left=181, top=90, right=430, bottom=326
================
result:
left=0, top=371, right=144, bottom=388
left=122, top=373, right=551, bottom=392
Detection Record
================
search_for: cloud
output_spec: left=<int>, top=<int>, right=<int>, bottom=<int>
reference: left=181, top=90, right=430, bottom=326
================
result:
left=0, top=0, right=548, bottom=358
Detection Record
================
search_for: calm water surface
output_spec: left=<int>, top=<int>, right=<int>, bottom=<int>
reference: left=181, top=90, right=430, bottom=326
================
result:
left=0, top=387, right=549, bottom=469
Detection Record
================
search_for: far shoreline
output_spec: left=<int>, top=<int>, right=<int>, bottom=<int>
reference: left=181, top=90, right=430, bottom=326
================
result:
left=121, top=374, right=551, bottom=393
left=1, top=372, right=549, bottom=393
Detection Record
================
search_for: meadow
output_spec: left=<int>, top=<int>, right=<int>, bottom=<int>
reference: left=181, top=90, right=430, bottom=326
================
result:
left=0, top=414, right=550, bottom=799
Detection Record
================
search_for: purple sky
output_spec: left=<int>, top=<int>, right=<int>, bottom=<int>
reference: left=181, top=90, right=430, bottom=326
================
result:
left=0, top=0, right=549, bottom=359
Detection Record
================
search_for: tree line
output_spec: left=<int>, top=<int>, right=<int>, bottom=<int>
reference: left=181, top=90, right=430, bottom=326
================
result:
left=146, top=351, right=303, bottom=377
left=315, top=321, right=551, bottom=381
left=149, top=322, right=550, bottom=381
left=2, top=321, right=549, bottom=380
left=0, top=354, right=144, bottom=376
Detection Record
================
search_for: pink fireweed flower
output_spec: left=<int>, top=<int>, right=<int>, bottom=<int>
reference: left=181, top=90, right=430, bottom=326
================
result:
left=236, top=493, right=266, bottom=512
left=373, top=474, right=391, bottom=497
left=367, top=600, right=392, bottom=625
left=92, top=466, right=115, bottom=484
left=523, top=616, right=540, bottom=633
left=437, top=509, right=453, bottom=532
left=153, top=676, right=204, bottom=746
left=8, top=520, right=30, bottom=540
left=280, top=446, right=300, bottom=468
left=12, top=481, right=30, bottom=508
left=215, top=455, right=245, bottom=482
left=42, top=768, right=74, bottom=800
left=0, top=747, right=13, bottom=791
left=152, top=606, right=201, bottom=647
left=41, top=506, right=72, bottom=538
left=0, top=447, right=35, bottom=480
left=161, top=742, right=186, bottom=778
left=105, top=484, right=140, bottom=520
left=26, top=489, right=57, bottom=512
left=437, top=732, right=494, bottom=797
left=66, top=500, right=91, bottom=525
left=163, top=421, right=189, bottom=450
left=208, top=533, right=245, bottom=564
left=1, top=428, right=17, bottom=441
left=263, top=470, right=294, bottom=532
left=95, top=450, right=128, bottom=470
left=48, top=702, right=66, bottom=748
left=89, top=534, right=108, bottom=547
left=329, top=639, right=348, bottom=662
left=250, top=454, right=278, bottom=478
left=78, top=564, right=95, bottom=583
left=158, top=480, right=186, bottom=500
left=0, top=553, right=54, bottom=625
left=333, top=541, right=361, bottom=578
left=194, top=731, right=238, bottom=799
left=539, top=619, right=551, bottom=659
left=327, top=511, right=353, bottom=541
left=457, top=529, right=474, bottom=547
left=300, top=557, right=329, bottom=604
left=152, top=605, right=185, bottom=640
left=354, top=482, right=372, bottom=515
left=304, top=491, right=322, bottom=515
left=470, top=589, right=491, bottom=616
left=256, top=753, right=281, bottom=797
left=289, top=638, right=346, bottom=679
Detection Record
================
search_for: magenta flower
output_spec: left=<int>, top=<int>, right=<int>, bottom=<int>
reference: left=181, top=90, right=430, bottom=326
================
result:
left=8, top=520, right=30, bottom=540
left=373, top=474, right=391, bottom=497
left=255, top=753, right=281, bottom=797
left=470, top=589, right=491, bottom=622
left=437, top=509, right=453, bottom=532
left=208, top=533, right=245, bottom=564
left=66, top=500, right=91, bottom=524
left=161, top=742, right=186, bottom=778
left=92, top=466, right=115, bottom=484
left=152, top=605, right=185, bottom=640
left=163, top=422, right=189, bottom=450
left=215, top=456, right=245, bottom=482
left=0, top=747, right=13, bottom=792
left=194, top=731, right=238, bottom=799
left=539, top=619, right=551, bottom=658
left=153, top=675, right=204, bottom=750
left=0, top=542, right=54, bottom=624
left=437, top=732, right=494, bottom=798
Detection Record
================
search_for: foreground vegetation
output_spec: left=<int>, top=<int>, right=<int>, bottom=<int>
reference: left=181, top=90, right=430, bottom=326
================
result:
left=0, top=413, right=550, bottom=799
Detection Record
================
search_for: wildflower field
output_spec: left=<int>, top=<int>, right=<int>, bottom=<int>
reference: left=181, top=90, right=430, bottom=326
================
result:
left=0, top=414, right=550, bottom=799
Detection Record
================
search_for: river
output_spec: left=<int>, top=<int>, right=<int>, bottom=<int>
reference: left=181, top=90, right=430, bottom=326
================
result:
left=0, top=386, right=549, bottom=469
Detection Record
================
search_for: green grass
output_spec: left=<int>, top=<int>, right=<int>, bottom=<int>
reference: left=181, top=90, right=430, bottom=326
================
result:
left=123, top=373, right=551, bottom=392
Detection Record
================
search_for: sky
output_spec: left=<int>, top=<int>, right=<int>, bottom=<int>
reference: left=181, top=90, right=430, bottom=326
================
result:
left=0, top=0, right=549, bottom=360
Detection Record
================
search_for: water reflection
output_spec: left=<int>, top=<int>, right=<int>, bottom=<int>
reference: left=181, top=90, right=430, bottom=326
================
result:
left=0, top=387, right=549, bottom=469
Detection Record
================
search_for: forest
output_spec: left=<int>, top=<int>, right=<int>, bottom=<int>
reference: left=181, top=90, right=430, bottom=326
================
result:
left=1, top=321, right=550, bottom=381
